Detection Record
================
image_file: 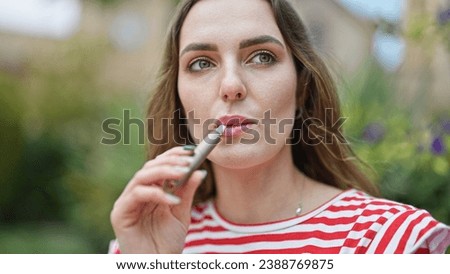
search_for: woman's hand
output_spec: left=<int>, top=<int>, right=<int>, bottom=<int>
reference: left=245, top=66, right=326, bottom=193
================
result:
left=110, top=146, right=206, bottom=254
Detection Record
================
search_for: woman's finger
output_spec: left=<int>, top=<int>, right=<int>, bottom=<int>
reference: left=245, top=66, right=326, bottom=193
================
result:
left=154, top=146, right=195, bottom=160
left=111, top=184, right=180, bottom=228
left=143, top=155, right=194, bottom=169
left=171, top=169, right=208, bottom=220
left=127, top=165, right=191, bottom=189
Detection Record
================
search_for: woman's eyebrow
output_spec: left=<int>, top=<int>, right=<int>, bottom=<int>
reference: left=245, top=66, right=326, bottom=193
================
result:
left=180, top=43, right=218, bottom=57
left=239, top=35, right=284, bottom=49
left=179, top=35, right=283, bottom=57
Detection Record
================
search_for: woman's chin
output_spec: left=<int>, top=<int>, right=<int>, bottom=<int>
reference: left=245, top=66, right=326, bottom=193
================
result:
left=208, top=142, right=281, bottom=170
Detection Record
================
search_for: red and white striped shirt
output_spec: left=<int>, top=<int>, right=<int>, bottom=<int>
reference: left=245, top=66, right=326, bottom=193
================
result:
left=183, top=189, right=450, bottom=254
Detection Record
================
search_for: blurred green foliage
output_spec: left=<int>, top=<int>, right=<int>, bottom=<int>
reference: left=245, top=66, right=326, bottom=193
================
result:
left=0, top=37, right=146, bottom=253
left=341, top=61, right=450, bottom=224
left=87, top=0, right=121, bottom=6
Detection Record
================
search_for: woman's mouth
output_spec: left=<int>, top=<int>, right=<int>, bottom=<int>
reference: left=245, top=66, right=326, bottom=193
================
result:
left=217, top=115, right=258, bottom=138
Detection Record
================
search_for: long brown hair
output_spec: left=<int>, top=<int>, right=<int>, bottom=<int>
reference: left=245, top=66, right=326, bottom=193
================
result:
left=146, top=0, right=379, bottom=204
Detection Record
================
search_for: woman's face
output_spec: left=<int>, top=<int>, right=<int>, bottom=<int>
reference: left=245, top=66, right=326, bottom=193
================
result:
left=178, top=0, right=298, bottom=169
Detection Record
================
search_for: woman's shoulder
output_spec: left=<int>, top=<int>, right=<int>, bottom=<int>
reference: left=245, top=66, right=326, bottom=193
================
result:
left=333, top=189, right=417, bottom=210
left=325, top=189, right=450, bottom=253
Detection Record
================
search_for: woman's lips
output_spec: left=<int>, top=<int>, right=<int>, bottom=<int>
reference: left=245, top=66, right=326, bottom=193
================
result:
left=223, top=123, right=254, bottom=137
left=216, top=115, right=258, bottom=138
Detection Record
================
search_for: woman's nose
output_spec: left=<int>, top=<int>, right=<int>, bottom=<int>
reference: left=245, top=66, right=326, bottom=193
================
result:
left=219, top=64, right=247, bottom=102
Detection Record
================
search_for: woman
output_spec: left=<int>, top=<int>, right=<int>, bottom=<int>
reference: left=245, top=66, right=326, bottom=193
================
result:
left=110, top=0, right=450, bottom=254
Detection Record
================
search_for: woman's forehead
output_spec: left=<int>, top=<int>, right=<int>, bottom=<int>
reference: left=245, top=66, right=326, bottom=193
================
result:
left=179, top=0, right=283, bottom=48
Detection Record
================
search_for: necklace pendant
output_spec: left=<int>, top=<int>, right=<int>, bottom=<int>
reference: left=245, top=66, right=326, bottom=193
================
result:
left=295, top=206, right=302, bottom=216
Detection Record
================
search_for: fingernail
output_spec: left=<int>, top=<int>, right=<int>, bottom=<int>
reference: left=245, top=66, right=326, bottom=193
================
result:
left=183, top=145, right=196, bottom=151
left=174, top=166, right=190, bottom=173
left=164, top=193, right=181, bottom=204
left=200, top=169, right=208, bottom=180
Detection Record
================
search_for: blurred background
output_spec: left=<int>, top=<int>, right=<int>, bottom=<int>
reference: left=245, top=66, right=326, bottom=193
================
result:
left=0, top=0, right=448, bottom=253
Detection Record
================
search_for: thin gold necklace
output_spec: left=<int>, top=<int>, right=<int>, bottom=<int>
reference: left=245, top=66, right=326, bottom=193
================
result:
left=295, top=174, right=307, bottom=216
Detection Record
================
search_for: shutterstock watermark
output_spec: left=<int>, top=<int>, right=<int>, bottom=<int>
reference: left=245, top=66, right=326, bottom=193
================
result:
left=101, top=109, right=348, bottom=146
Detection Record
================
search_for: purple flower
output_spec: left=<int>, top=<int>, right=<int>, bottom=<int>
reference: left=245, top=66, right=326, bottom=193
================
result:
left=362, top=122, right=385, bottom=143
left=430, top=136, right=446, bottom=155
left=438, top=8, right=450, bottom=25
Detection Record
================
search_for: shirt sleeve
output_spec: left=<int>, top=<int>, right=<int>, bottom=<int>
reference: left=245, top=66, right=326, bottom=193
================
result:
left=108, top=239, right=121, bottom=254
left=411, top=221, right=450, bottom=254
left=367, top=209, right=450, bottom=254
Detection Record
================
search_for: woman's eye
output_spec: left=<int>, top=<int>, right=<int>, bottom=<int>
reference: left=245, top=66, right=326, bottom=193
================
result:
left=248, top=51, right=276, bottom=65
left=189, top=58, right=214, bottom=71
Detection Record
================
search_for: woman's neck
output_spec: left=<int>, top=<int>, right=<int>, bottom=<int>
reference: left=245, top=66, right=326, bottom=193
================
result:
left=212, top=145, right=307, bottom=224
